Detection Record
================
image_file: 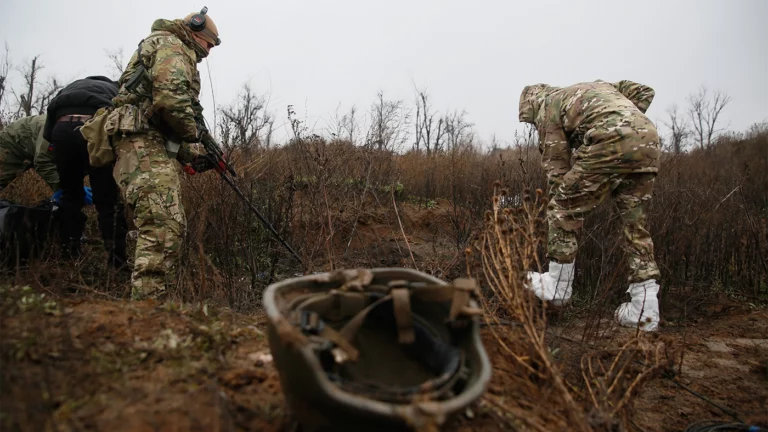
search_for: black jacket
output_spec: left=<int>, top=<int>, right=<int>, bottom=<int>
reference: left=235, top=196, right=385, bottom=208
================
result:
left=43, top=76, right=118, bottom=141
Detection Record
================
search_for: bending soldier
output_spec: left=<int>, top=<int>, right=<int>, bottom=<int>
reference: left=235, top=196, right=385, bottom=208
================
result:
left=45, top=76, right=129, bottom=267
left=0, top=115, right=59, bottom=193
left=519, top=79, right=662, bottom=332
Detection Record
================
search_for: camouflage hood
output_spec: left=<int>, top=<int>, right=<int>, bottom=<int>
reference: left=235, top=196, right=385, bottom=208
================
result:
left=518, top=83, right=557, bottom=124
left=150, top=18, right=209, bottom=62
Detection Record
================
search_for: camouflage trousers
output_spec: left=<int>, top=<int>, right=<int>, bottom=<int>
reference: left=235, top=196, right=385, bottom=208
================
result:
left=113, top=130, right=186, bottom=299
left=547, top=170, right=661, bottom=283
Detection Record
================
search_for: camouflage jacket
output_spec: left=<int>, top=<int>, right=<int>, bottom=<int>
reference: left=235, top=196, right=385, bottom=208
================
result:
left=0, top=115, right=59, bottom=191
left=113, top=18, right=206, bottom=162
left=519, top=80, right=660, bottom=179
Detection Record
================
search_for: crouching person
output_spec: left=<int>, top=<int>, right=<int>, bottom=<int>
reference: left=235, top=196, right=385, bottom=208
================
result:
left=518, top=80, right=662, bottom=332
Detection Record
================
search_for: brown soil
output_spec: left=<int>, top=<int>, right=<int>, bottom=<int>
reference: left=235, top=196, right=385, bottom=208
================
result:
left=1, top=199, right=766, bottom=431
left=2, top=288, right=766, bottom=432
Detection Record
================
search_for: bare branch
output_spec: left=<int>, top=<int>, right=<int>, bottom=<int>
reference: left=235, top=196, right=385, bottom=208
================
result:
left=413, top=87, right=444, bottom=156
left=686, top=86, right=732, bottom=149
left=104, top=48, right=126, bottom=80
left=662, top=104, right=690, bottom=154
left=0, top=43, right=12, bottom=127
left=442, top=109, right=474, bottom=152
left=15, top=55, right=41, bottom=117
left=365, top=91, right=410, bottom=152
left=218, top=82, right=274, bottom=150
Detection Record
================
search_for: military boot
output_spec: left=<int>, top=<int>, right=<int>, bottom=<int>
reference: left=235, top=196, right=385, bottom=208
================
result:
left=58, top=210, right=86, bottom=260
left=614, top=279, right=660, bottom=332
left=526, top=260, right=575, bottom=307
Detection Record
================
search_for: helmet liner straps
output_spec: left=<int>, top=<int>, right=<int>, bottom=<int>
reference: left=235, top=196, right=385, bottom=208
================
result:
left=264, top=268, right=492, bottom=431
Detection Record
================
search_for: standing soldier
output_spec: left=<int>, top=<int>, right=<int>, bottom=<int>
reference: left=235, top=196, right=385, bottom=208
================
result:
left=0, top=115, right=59, bottom=193
left=111, top=7, right=220, bottom=299
left=518, top=80, right=662, bottom=332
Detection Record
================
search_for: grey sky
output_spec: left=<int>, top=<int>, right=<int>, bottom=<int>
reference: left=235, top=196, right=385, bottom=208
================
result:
left=2, top=0, right=766, bottom=147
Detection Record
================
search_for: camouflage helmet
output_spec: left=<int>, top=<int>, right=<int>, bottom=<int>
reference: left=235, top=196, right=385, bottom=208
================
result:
left=518, top=83, right=554, bottom=124
left=263, top=268, right=492, bottom=432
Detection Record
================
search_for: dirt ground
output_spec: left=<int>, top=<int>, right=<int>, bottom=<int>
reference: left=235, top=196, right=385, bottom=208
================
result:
left=1, top=198, right=767, bottom=431
left=1, top=285, right=766, bottom=432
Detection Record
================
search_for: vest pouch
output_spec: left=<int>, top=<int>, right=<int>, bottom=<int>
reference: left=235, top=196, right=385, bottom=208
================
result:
left=80, top=107, right=116, bottom=168
left=105, top=104, right=146, bottom=135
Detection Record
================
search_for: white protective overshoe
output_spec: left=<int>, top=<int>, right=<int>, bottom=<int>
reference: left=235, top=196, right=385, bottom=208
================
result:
left=614, top=279, right=660, bottom=332
left=526, top=261, right=575, bottom=307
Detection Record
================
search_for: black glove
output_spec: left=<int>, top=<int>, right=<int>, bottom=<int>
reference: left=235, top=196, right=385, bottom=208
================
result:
left=184, top=155, right=217, bottom=175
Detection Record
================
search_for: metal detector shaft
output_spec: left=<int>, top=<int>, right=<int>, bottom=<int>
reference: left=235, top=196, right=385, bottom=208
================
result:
left=216, top=170, right=303, bottom=265
left=195, top=128, right=303, bottom=264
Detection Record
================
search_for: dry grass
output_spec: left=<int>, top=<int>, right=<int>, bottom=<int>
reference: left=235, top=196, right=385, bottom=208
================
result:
left=468, top=184, right=675, bottom=431
left=2, top=127, right=765, bottom=313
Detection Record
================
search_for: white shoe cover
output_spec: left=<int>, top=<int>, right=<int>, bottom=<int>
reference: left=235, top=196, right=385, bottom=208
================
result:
left=614, top=279, right=660, bottom=332
left=526, top=261, right=575, bottom=306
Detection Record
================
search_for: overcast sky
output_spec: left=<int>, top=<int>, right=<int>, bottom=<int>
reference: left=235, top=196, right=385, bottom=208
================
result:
left=2, top=0, right=766, bottom=147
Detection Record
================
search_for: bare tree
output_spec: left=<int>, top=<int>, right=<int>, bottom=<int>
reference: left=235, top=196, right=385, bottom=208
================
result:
left=687, top=86, right=732, bottom=149
left=746, top=120, right=768, bottom=139
left=11, top=55, right=61, bottom=118
left=365, top=91, right=410, bottom=152
left=328, top=104, right=361, bottom=145
left=663, top=104, right=690, bottom=154
left=36, top=77, right=62, bottom=115
left=104, top=48, right=126, bottom=80
left=0, top=43, right=11, bottom=127
left=218, top=82, right=274, bottom=150
left=15, top=55, right=41, bottom=117
left=342, top=105, right=359, bottom=144
left=442, top=109, right=474, bottom=152
left=413, top=88, right=446, bottom=156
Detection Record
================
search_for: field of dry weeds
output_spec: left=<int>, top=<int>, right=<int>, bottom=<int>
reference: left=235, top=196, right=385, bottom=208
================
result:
left=1, top=123, right=767, bottom=431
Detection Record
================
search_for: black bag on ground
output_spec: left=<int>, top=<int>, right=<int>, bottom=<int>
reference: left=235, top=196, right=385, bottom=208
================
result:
left=0, top=199, right=59, bottom=267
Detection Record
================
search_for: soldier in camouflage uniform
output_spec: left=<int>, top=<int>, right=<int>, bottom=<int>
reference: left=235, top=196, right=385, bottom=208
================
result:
left=0, top=115, right=59, bottom=193
left=519, top=80, right=662, bottom=332
left=111, top=8, right=220, bottom=299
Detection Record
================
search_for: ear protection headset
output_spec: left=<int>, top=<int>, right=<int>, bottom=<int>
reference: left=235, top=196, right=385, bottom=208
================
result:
left=187, top=7, right=209, bottom=32
left=186, top=6, right=221, bottom=46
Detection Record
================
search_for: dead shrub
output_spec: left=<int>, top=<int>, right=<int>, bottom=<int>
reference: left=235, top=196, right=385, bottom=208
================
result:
left=469, top=184, right=675, bottom=431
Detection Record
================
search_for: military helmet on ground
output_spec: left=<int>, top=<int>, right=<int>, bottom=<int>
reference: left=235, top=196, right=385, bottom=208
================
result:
left=263, top=268, right=492, bottom=432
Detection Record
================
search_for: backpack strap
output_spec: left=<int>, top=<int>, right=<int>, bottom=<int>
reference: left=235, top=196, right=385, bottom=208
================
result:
left=124, top=39, right=152, bottom=101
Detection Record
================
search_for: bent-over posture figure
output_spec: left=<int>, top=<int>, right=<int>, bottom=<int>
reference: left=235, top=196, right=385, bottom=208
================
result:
left=519, top=79, right=662, bottom=331
left=0, top=115, right=59, bottom=193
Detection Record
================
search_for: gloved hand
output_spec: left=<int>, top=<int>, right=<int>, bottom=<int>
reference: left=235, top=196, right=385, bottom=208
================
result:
left=51, top=186, right=93, bottom=205
left=183, top=155, right=220, bottom=175
left=84, top=186, right=93, bottom=205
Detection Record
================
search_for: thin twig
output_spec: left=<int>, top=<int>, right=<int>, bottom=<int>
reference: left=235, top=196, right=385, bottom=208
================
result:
left=683, top=185, right=740, bottom=226
left=392, top=189, right=417, bottom=270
